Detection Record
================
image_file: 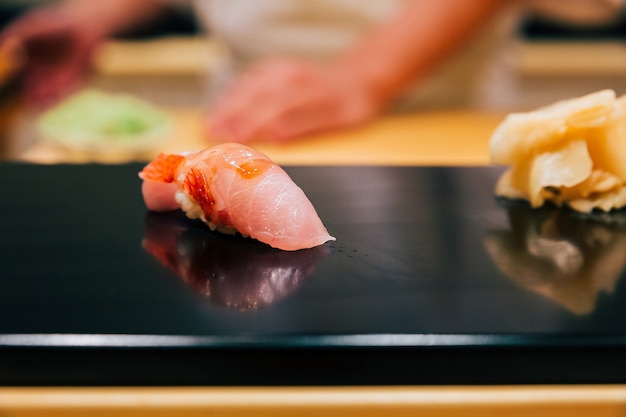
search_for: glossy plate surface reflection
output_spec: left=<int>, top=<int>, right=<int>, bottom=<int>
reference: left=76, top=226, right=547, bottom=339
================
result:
left=2, top=163, right=626, bottom=385
left=142, top=211, right=331, bottom=310
left=485, top=200, right=626, bottom=316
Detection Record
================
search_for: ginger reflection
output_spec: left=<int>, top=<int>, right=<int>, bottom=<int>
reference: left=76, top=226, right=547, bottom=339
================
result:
left=142, top=211, right=331, bottom=310
left=484, top=202, right=626, bottom=315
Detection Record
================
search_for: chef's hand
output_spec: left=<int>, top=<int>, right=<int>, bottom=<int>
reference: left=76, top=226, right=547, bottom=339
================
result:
left=1, top=6, right=103, bottom=108
left=206, top=57, right=383, bottom=143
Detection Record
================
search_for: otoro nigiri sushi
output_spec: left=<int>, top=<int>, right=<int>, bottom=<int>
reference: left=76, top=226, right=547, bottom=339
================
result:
left=138, top=143, right=335, bottom=251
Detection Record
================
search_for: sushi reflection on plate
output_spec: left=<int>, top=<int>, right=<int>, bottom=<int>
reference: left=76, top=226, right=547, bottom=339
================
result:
left=484, top=200, right=626, bottom=315
left=142, top=211, right=331, bottom=310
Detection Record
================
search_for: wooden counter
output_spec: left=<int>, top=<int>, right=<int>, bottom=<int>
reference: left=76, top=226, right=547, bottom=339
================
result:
left=2, top=385, right=626, bottom=417
left=17, top=109, right=500, bottom=166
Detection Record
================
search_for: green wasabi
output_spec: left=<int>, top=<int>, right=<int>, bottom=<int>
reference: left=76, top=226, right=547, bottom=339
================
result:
left=37, top=89, right=171, bottom=152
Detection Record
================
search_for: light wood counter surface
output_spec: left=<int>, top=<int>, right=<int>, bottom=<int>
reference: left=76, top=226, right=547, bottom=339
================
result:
left=17, top=109, right=501, bottom=166
left=2, top=385, right=626, bottom=417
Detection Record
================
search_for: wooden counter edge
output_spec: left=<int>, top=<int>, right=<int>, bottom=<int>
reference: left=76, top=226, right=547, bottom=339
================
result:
left=1, top=385, right=625, bottom=416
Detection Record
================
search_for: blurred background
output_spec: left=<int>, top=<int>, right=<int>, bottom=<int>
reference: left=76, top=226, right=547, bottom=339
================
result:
left=1, top=0, right=626, bottom=162
left=0, top=0, right=210, bottom=159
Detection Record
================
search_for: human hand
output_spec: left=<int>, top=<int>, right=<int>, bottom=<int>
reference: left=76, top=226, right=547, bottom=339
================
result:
left=1, top=6, right=104, bottom=108
left=206, top=57, right=383, bottom=143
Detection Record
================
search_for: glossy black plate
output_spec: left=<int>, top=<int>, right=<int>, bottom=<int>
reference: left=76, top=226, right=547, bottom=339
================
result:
left=1, top=163, right=626, bottom=386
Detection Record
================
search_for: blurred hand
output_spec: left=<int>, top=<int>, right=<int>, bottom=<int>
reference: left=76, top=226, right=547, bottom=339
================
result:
left=1, top=6, right=103, bottom=108
left=206, top=57, right=383, bottom=143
